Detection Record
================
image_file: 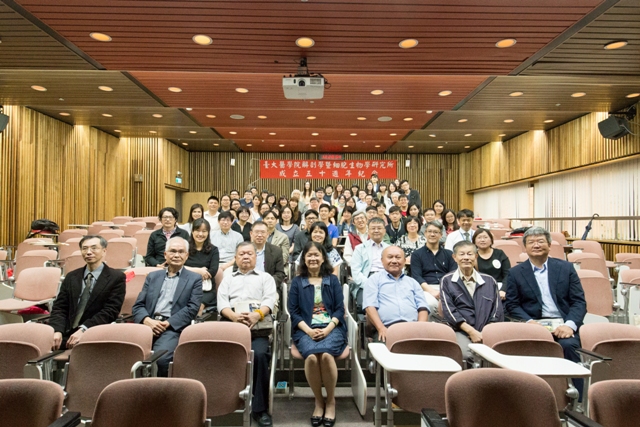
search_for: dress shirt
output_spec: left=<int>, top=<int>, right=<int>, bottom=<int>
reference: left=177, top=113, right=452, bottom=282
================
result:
left=155, top=268, right=182, bottom=317
left=81, top=262, right=105, bottom=301
left=370, top=241, right=385, bottom=272
left=531, top=261, right=577, bottom=331
left=363, top=271, right=429, bottom=326
left=211, top=229, right=244, bottom=263
left=217, top=269, right=278, bottom=313
left=203, top=211, right=221, bottom=232
left=444, top=228, right=475, bottom=251
left=255, top=247, right=266, bottom=272
left=410, top=245, right=457, bottom=285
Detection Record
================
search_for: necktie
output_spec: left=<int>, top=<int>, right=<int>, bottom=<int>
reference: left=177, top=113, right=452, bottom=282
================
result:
left=73, top=273, right=93, bottom=329
left=464, top=232, right=470, bottom=241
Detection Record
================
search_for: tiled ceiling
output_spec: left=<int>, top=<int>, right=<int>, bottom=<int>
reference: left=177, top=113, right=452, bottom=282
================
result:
left=0, top=0, right=638, bottom=153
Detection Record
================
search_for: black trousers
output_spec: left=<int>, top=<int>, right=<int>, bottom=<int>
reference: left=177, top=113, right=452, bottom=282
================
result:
left=554, top=332, right=583, bottom=398
left=152, top=329, right=180, bottom=377
left=251, top=336, right=271, bottom=414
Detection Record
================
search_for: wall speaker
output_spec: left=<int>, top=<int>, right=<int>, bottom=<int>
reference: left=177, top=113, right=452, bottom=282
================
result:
left=598, top=115, right=631, bottom=140
left=0, top=113, right=8, bottom=132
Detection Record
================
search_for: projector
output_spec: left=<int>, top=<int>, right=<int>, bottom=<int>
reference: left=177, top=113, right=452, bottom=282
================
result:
left=283, top=76, right=324, bottom=100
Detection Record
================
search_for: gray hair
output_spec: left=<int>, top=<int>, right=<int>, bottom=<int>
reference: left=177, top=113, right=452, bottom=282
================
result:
left=452, top=240, right=477, bottom=255
left=236, top=241, right=255, bottom=253
left=165, top=236, right=189, bottom=252
left=391, top=192, right=400, bottom=198
left=523, top=227, right=552, bottom=246
left=352, top=210, right=367, bottom=220
left=424, top=220, right=443, bottom=231
left=79, top=235, right=108, bottom=249
left=368, top=217, right=386, bottom=227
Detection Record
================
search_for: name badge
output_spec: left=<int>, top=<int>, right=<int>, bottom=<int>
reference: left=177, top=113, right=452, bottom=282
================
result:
left=492, top=259, right=502, bottom=269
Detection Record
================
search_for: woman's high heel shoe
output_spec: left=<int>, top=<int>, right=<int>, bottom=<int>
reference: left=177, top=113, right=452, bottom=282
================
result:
left=311, top=411, right=324, bottom=427
left=323, top=416, right=336, bottom=427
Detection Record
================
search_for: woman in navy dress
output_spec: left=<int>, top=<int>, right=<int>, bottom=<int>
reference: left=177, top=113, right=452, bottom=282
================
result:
left=288, top=241, right=347, bottom=427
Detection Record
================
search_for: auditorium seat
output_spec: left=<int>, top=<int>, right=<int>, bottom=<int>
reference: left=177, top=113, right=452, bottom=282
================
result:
left=87, top=223, right=113, bottom=235
left=616, top=253, right=640, bottom=270
left=0, top=323, right=55, bottom=379
left=122, top=221, right=145, bottom=237
left=0, top=378, right=65, bottom=427
left=111, top=216, right=133, bottom=225
left=120, top=267, right=161, bottom=317
left=572, top=240, right=615, bottom=268
left=58, top=229, right=87, bottom=243
left=587, top=380, right=640, bottom=427
left=550, top=232, right=568, bottom=246
left=567, top=252, right=611, bottom=283
left=549, top=241, right=566, bottom=260
left=58, top=238, right=82, bottom=260
left=97, top=229, right=125, bottom=241
left=15, top=239, right=53, bottom=259
left=134, top=229, right=153, bottom=258
left=576, top=269, right=619, bottom=321
left=0, top=267, right=61, bottom=319
left=103, top=238, right=137, bottom=270
left=492, top=240, right=523, bottom=267
left=170, top=322, right=252, bottom=426
left=9, top=249, right=58, bottom=281
left=63, top=252, right=86, bottom=275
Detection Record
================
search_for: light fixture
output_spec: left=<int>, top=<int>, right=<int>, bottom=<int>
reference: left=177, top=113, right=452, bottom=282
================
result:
left=399, top=39, right=418, bottom=49
left=464, top=145, right=471, bottom=148
left=429, top=134, right=436, bottom=137
left=495, top=38, right=517, bottom=48
left=408, top=145, right=414, bottom=148
left=426, top=110, right=433, bottom=114
left=90, top=32, right=112, bottom=42
left=509, top=91, right=524, bottom=97
left=247, top=144, right=252, bottom=147
left=343, top=145, right=349, bottom=148
left=213, top=143, right=219, bottom=146
left=189, top=131, right=197, bottom=134
left=59, top=112, right=70, bottom=116
left=307, top=116, right=316, bottom=120
left=311, top=132, right=319, bottom=136
left=235, top=88, right=249, bottom=93
left=102, top=113, right=113, bottom=117
left=403, top=117, right=413, bottom=121
left=152, top=114, right=163, bottom=118
left=185, top=107, right=193, bottom=111
left=31, top=85, right=47, bottom=91
left=464, top=133, right=472, bottom=137
left=458, top=119, right=468, bottom=123
left=626, top=93, right=640, bottom=98
left=192, top=34, right=213, bottom=45
left=571, top=92, right=586, bottom=98
left=371, top=90, right=384, bottom=95
left=374, top=145, right=381, bottom=148
left=543, top=119, right=554, bottom=123
left=279, top=144, right=285, bottom=147
left=437, top=145, right=444, bottom=149
left=378, top=116, right=392, bottom=122
left=230, top=114, right=245, bottom=119
left=206, top=114, right=216, bottom=118
left=295, top=37, right=315, bottom=48
left=390, top=133, right=397, bottom=136
left=503, top=119, right=514, bottom=123
left=98, top=86, right=113, bottom=92
left=258, top=115, right=267, bottom=119
left=114, top=129, right=121, bottom=133
left=310, top=144, right=317, bottom=147
left=269, top=132, right=276, bottom=135
left=357, top=117, right=367, bottom=121
left=498, top=133, right=506, bottom=137
left=604, top=40, right=628, bottom=50
left=168, top=87, right=182, bottom=93
left=182, top=142, right=188, bottom=146
left=438, top=90, right=452, bottom=96
left=229, top=131, right=237, bottom=135
left=149, top=131, right=157, bottom=134
left=350, top=133, right=357, bottom=136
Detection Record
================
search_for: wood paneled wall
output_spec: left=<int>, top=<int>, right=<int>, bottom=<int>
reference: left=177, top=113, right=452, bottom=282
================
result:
left=189, top=152, right=463, bottom=210
left=465, top=108, right=640, bottom=191
left=0, top=106, right=130, bottom=246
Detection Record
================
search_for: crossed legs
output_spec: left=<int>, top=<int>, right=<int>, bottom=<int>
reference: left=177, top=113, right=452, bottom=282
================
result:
left=304, top=353, right=338, bottom=419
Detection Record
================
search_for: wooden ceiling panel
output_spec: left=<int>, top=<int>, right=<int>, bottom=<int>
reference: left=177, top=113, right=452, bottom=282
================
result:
left=424, top=111, right=588, bottom=133
left=235, top=139, right=392, bottom=154
left=29, top=106, right=200, bottom=128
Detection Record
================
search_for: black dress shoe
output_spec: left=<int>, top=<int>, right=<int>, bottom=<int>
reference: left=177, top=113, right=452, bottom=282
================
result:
left=311, top=414, right=323, bottom=427
left=323, top=416, right=336, bottom=427
left=252, top=411, right=273, bottom=427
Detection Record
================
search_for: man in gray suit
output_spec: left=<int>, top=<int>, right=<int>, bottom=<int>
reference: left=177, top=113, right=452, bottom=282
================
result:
left=132, top=237, right=203, bottom=376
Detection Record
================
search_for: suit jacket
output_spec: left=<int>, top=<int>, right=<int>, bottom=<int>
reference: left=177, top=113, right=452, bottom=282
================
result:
left=132, top=268, right=203, bottom=332
left=49, top=264, right=126, bottom=336
left=269, top=229, right=290, bottom=264
left=505, top=257, right=586, bottom=329
left=231, top=242, right=285, bottom=287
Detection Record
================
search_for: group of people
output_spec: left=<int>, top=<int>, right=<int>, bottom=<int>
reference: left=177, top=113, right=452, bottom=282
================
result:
left=47, top=177, right=587, bottom=427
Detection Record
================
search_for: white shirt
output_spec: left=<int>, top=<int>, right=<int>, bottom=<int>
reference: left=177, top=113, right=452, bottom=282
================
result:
left=444, top=228, right=475, bottom=251
left=204, top=211, right=221, bottom=232
left=343, top=230, right=369, bottom=264
left=217, top=269, right=278, bottom=313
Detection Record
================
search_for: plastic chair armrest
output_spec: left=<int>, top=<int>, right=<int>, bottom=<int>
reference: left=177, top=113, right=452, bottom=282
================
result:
left=48, top=411, right=81, bottom=427
left=27, top=349, right=66, bottom=364
left=115, top=314, right=135, bottom=323
left=143, top=349, right=168, bottom=365
left=565, top=409, right=604, bottom=427
left=619, top=282, right=640, bottom=288
left=614, top=261, right=631, bottom=265
left=505, top=314, right=526, bottom=323
left=577, top=348, right=612, bottom=366
left=421, top=409, right=449, bottom=427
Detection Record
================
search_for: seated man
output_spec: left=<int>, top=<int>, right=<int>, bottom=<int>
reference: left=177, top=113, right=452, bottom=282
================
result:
left=49, top=235, right=126, bottom=350
left=441, top=241, right=504, bottom=359
left=343, top=210, right=369, bottom=264
left=350, top=218, right=389, bottom=314
left=397, top=194, right=409, bottom=217
left=505, top=226, right=586, bottom=391
left=218, top=242, right=278, bottom=427
left=133, top=237, right=203, bottom=376
left=411, top=221, right=457, bottom=314
left=365, top=205, right=377, bottom=222
left=385, top=206, right=406, bottom=244
left=363, top=246, right=429, bottom=342
left=444, top=209, right=475, bottom=251
left=292, top=209, right=318, bottom=260
left=211, top=210, right=244, bottom=271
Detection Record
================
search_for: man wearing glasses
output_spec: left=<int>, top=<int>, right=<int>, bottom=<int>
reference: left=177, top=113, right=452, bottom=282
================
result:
left=133, top=237, right=203, bottom=376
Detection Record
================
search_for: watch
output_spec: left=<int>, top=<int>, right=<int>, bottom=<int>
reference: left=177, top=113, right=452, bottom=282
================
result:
left=79, top=325, right=88, bottom=332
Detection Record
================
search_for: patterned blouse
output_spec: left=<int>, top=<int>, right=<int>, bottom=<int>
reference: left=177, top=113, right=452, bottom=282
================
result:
left=395, top=233, right=427, bottom=258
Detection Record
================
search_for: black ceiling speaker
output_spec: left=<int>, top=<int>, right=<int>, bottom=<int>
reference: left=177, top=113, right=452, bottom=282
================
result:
left=0, top=113, right=8, bottom=132
left=598, top=115, right=631, bottom=140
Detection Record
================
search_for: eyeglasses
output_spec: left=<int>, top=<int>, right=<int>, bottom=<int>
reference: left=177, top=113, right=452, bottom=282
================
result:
left=81, top=246, right=101, bottom=252
left=426, top=230, right=442, bottom=235
left=161, top=216, right=175, bottom=220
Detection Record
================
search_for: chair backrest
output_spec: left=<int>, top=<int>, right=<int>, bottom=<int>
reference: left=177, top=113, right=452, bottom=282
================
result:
left=64, top=252, right=86, bottom=275
left=172, top=322, right=251, bottom=417
left=576, top=269, right=613, bottom=316
left=572, top=240, right=606, bottom=258
left=492, top=241, right=523, bottom=267
left=385, top=322, right=462, bottom=414
left=567, top=252, right=609, bottom=278
left=111, top=216, right=133, bottom=225
left=616, top=253, right=640, bottom=270
left=0, top=250, right=6, bottom=261
left=65, top=324, right=152, bottom=417
left=549, top=232, right=567, bottom=246
left=16, top=240, right=52, bottom=258
left=120, top=267, right=162, bottom=315
left=579, top=323, right=640, bottom=383
left=589, top=379, right=640, bottom=427
left=0, top=378, right=65, bottom=426
left=58, top=238, right=82, bottom=260
left=620, top=269, right=640, bottom=285
left=134, top=230, right=154, bottom=257
left=0, top=323, right=54, bottom=379
left=489, top=229, right=510, bottom=239
left=445, top=368, right=561, bottom=427
left=14, top=249, right=59, bottom=279
left=122, top=222, right=145, bottom=237
left=518, top=252, right=529, bottom=262
left=549, top=241, right=565, bottom=260
left=13, top=267, right=61, bottom=302
left=87, top=224, right=111, bottom=235
left=98, top=229, right=125, bottom=241
left=104, top=239, right=136, bottom=270
left=91, top=378, right=207, bottom=427
left=58, top=229, right=88, bottom=242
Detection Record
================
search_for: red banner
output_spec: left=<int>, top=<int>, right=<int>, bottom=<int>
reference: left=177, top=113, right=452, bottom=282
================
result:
left=260, top=160, right=397, bottom=179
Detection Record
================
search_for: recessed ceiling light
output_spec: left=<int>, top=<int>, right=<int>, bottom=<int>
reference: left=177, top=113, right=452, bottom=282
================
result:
left=258, top=115, right=267, bottom=119
left=59, top=112, right=70, bottom=116
left=464, top=145, right=471, bottom=148
left=438, top=90, right=452, bottom=96
left=378, top=116, right=392, bottom=122
left=213, top=143, right=219, bottom=146
left=114, top=129, right=121, bottom=133
left=437, top=145, right=444, bottom=149
left=390, top=133, right=397, bottom=136
left=458, top=119, right=468, bottom=123
left=279, top=144, right=285, bottom=147
left=571, top=92, right=586, bottom=98
left=429, top=134, right=436, bottom=137
left=604, top=40, right=628, bottom=50
left=90, top=32, right=112, bottom=42
left=307, top=116, right=316, bottom=120
left=152, top=114, right=163, bottom=118
left=295, top=37, right=315, bottom=48
left=230, top=114, right=245, bottom=120
left=371, top=90, right=384, bottom=95
left=403, top=117, right=413, bottom=121
left=374, top=145, right=381, bottom=148
left=229, top=131, right=237, bottom=135
left=235, top=88, right=249, bottom=93
left=350, top=133, right=357, bottom=136
left=399, top=39, right=419, bottom=49
left=426, top=110, right=433, bottom=114
left=408, top=145, right=415, bottom=148
left=168, top=87, right=182, bottom=93
left=269, top=132, right=276, bottom=135
left=102, top=113, right=113, bottom=117
left=206, top=114, right=216, bottom=118
left=498, top=133, right=506, bottom=137
left=98, top=86, right=113, bottom=92
left=192, top=34, right=213, bottom=45
left=149, top=131, right=157, bottom=134
left=182, top=142, right=188, bottom=146
left=509, top=91, right=524, bottom=97
left=31, top=85, right=47, bottom=91
left=626, top=93, right=640, bottom=98
left=311, top=132, right=319, bottom=136
left=310, top=144, right=317, bottom=147
left=343, top=145, right=349, bottom=148
left=185, top=108, right=193, bottom=111
left=503, top=119, right=514, bottom=123
left=544, top=119, right=554, bottom=123
left=189, top=131, right=197, bottom=134
left=357, top=117, right=367, bottom=121
left=247, top=144, right=252, bottom=147
left=464, top=133, right=472, bottom=137
left=495, top=38, right=517, bottom=48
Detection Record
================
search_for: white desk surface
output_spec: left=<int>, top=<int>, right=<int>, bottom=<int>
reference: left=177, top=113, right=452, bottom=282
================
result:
left=468, top=344, right=591, bottom=378
left=368, top=343, right=461, bottom=373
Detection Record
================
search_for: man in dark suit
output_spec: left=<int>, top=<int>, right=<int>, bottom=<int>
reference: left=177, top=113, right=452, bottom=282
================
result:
left=249, top=221, right=286, bottom=286
left=50, top=235, right=126, bottom=350
left=506, top=226, right=587, bottom=390
left=133, top=236, right=203, bottom=376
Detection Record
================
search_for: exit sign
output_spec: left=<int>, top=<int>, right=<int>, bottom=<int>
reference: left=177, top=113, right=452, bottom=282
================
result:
left=319, top=154, right=344, bottom=161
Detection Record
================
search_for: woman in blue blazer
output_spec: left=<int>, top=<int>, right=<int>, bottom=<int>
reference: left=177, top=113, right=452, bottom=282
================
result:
left=288, top=241, right=347, bottom=427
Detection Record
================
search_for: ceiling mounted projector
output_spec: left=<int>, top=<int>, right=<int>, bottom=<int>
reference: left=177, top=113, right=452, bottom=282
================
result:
left=283, top=57, right=329, bottom=100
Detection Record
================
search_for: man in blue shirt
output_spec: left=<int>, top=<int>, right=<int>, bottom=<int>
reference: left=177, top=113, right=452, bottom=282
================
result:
left=364, top=246, right=429, bottom=342
left=319, top=203, right=339, bottom=246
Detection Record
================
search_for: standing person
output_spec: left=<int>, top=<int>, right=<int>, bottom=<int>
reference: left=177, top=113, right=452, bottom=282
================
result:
left=335, top=195, right=347, bottom=216
left=318, top=203, right=340, bottom=247
left=370, top=173, right=380, bottom=194
left=250, top=195, right=263, bottom=223
left=219, top=194, right=232, bottom=213
left=262, top=209, right=291, bottom=264
left=133, top=237, right=203, bottom=376
left=185, top=218, right=220, bottom=313
left=204, top=196, right=221, bottom=232
left=145, top=207, right=190, bottom=267
left=399, top=179, right=422, bottom=208
left=473, top=228, right=511, bottom=299
left=211, top=211, right=244, bottom=271
left=385, top=206, right=406, bottom=244
left=179, top=203, right=204, bottom=234
left=231, top=206, right=253, bottom=242
left=277, top=205, right=300, bottom=253
left=229, top=189, right=240, bottom=201
left=289, top=196, right=302, bottom=226
left=240, top=190, right=254, bottom=208
left=324, top=184, right=334, bottom=203
left=290, top=189, right=307, bottom=213
left=332, top=183, right=344, bottom=205
left=302, top=181, right=314, bottom=206
left=398, top=195, right=410, bottom=217
left=441, top=209, right=460, bottom=235
left=289, top=241, right=347, bottom=427
left=50, top=235, right=126, bottom=350
left=444, top=209, right=475, bottom=251
left=378, top=183, right=388, bottom=203
left=395, top=216, right=427, bottom=261
left=365, top=181, right=375, bottom=196
left=432, top=200, right=446, bottom=221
